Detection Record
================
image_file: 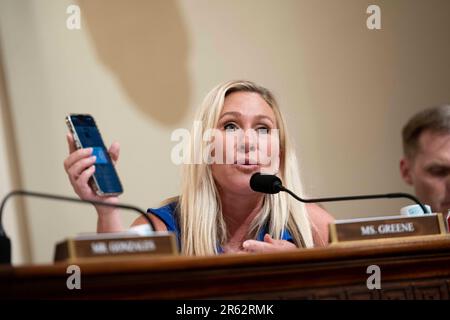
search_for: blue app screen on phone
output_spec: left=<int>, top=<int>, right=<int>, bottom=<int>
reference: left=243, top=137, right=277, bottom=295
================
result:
left=92, top=147, right=108, bottom=164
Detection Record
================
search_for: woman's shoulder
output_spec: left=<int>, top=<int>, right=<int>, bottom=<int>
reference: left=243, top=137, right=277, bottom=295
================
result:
left=157, top=196, right=180, bottom=207
left=305, top=203, right=335, bottom=247
left=149, top=200, right=178, bottom=216
left=131, top=197, right=179, bottom=232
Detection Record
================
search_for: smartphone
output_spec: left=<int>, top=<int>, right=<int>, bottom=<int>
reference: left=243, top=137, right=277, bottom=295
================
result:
left=65, top=114, right=123, bottom=196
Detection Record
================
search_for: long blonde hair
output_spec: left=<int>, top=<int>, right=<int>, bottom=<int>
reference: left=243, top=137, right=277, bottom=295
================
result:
left=179, top=80, right=313, bottom=255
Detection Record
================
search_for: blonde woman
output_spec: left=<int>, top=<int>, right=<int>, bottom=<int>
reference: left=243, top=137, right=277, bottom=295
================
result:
left=64, top=80, right=333, bottom=255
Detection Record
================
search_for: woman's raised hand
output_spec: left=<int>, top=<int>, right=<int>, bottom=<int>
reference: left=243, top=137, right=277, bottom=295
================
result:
left=63, top=133, right=120, bottom=205
left=64, top=133, right=124, bottom=232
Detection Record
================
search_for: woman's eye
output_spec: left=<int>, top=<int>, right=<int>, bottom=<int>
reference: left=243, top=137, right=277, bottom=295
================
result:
left=256, top=127, right=270, bottom=134
left=224, top=123, right=238, bottom=131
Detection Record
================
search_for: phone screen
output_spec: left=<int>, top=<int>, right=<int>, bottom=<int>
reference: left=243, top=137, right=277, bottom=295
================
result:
left=69, top=115, right=123, bottom=195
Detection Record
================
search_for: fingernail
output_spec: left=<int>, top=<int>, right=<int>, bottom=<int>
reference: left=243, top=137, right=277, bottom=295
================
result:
left=86, top=147, right=93, bottom=154
left=242, top=241, right=249, bottom=248
left=90, top=156, right=97, bottom=161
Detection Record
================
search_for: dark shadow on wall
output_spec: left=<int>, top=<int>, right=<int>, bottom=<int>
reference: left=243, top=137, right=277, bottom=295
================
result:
left=78, top=0, right=190, bottom=125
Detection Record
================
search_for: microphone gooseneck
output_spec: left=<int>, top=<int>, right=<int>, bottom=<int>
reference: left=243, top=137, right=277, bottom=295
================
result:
left=250, top=172, right=428, bottom=214
left=0, top=190, right=156, bottom=264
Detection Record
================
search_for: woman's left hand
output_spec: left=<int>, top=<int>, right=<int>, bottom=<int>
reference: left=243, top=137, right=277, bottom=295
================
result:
left=242, top=234, right=297, bottom=253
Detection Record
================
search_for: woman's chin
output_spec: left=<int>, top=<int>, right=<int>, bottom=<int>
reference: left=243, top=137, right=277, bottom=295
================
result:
left=224, top=172, right=259, bottom=193
left=212, top=164, right=268, bottom=194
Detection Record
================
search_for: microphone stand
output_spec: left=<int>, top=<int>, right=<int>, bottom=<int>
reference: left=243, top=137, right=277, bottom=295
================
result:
left=267, top=178, right=429, bottom=214
left=280, top=186, right=428, bottom=214
left=0, top=190, right=155, bottom=265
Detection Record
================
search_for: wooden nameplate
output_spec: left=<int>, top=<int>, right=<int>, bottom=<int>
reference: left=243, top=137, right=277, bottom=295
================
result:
left=54, top=231, right=177, bottom=262
left=329, top=213, right=448, bottom=245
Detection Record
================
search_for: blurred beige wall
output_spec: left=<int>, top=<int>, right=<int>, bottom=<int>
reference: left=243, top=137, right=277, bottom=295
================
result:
left=0, top=0, right=449, bottom=264
left=0, top=43, right=31, bottom=264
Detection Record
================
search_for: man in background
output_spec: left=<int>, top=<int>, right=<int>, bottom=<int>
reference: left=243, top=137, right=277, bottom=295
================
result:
left=400, top=105, right=450, bottom=217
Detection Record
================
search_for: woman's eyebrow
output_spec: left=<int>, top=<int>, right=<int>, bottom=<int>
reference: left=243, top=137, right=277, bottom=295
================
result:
left=255, top=115, right=274, bottom=124
left=218, top=112, right=274, bottom=124
left=218, top=111, right=241, bottom=120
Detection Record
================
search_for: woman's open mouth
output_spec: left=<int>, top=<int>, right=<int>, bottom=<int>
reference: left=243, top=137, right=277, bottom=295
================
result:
left=233, top=161, right=260, bottom=172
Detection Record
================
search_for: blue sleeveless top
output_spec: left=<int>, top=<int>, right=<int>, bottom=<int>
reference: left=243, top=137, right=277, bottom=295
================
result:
left=147, top=202, right=294, bottom=253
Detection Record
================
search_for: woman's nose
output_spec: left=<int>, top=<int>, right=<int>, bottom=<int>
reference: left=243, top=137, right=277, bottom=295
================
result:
left=237, top=130, right=257, bottom=153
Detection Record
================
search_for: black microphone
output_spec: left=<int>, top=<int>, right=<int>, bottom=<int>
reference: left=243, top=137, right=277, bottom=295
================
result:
left=250, top=172, right=428, bottom=213
left=250, top=173, right=283, bottom=194
left=0, top=190, right=156, bottom=265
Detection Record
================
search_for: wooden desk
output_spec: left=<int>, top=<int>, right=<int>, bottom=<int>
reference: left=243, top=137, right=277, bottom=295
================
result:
left=1, top=236, right=450, bottom=299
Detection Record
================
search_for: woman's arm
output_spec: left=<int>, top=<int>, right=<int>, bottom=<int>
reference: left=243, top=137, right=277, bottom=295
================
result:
left=306, top=203, right=335, bottom=247
left=130, top=214, right=169, bottom=232
left=64, top=132, right=125, bottom=233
